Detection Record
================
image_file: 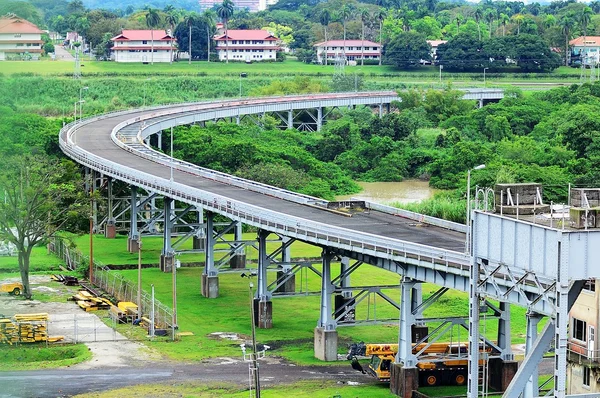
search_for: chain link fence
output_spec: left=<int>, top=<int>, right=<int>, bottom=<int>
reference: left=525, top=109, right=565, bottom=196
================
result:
left=50, top=237, right=174, bottom=332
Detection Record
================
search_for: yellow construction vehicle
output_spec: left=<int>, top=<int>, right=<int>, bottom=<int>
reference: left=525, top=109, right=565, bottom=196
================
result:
left=0, top=282, right=23, bottom=296
left=348, top=341, right=492, bottom=386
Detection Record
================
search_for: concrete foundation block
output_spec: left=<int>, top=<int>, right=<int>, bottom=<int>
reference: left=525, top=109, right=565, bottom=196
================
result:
left=105, top=223, right=116, bottom=239
left=229, top=254, right=246, bottom=269
left=390, top=364, right=419, bottom=398
left=201, top=274, right=219, bottom=298
left=255, top=299, right=272, bottom=329
left=488, top=358, right=518, bottom=392
left=313, top=327, right=338, bottom=361
left=192, top=236, right=205, bottom=251
left=275, top=270, right=296, bottom=293
left=127, top=237, right=140, bottom=253
left=160, top=254, right=173, bottom=273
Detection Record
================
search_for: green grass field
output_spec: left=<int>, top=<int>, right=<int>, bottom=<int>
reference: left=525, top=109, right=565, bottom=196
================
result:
left=0, top=344, right=91, bottom=370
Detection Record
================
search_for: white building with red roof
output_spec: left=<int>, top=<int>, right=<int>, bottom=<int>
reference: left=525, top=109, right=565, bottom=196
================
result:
left=214, top=30, right=280, bottom=62
left=313, top=40, right=381, bottom=64
left=0, top=15, right=44, bottom=61
left=569, top=36, right=600, bottom=64
left=111, top=30, right=176, bottom=63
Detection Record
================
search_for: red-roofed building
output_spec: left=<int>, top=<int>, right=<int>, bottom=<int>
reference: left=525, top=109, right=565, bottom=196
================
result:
left=569, top=36, right=600, bottom=64
left=111, top=30, right=176, bottom=63
left=214, top=30, right=280, bottom=62
left=313, top=40, right=381, bottom=64
left=0, top=15, right=44, bottom=61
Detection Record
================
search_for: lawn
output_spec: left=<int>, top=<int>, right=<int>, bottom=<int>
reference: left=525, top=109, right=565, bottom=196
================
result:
left=0, top=344, right=91, bottom=370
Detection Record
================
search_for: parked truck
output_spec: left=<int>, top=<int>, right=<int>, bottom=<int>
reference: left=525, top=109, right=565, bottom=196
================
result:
left=348, top=341, right=493, bottom=386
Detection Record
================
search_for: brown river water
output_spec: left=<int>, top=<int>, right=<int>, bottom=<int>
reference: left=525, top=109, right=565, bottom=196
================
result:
left=337, top=180, right=438, bottom=205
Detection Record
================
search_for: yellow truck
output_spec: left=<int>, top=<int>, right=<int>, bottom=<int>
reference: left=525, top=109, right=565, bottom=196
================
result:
left=348, top=342, right=492, bottom=386
left=0, top=282, right=23, bottom=296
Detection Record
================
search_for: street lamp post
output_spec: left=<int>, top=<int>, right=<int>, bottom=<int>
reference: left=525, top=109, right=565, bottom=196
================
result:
left=78, top=100, right=85, bottom=124
left=239, top=72, right=247, bottom=97
left=483, top=67, right=489, bottom=87
left=466, top=164, right=486, bottom=254
left=241, top=272, right=260, bottom=398
left=79, top=86, right=88, bottom=122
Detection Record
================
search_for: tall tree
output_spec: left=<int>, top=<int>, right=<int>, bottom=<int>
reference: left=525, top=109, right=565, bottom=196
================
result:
left=183, top=12, right=199, bottom=64
left=474, top=8, right=483, bottom=41
left=499, top=13, right=509, bottom=37
left=484, top=9, right=495, bottom=38
left=145, top=8, right=161, bottom=65
left=360, top=8, right=370, bottom=66
left=376, top=8, right=386, bottom=66
left=340, top=4, right=354, bottom=58
left=166, top=11, right=179, bottom=64
left=559, top=14, right=575, bottom=66
left=319, top=9, right=331, bottom=66
left=580, top=6, right=593, bottom=64
left=0, top=155, right=87, bottom=299
left=216, top=0, right=234, bottom=63
left=202, top=10, right=216, bottom=62
left=512, top=14, right=524, bottom=35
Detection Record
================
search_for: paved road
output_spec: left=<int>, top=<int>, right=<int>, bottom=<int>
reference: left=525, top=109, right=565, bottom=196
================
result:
left=53, top=45, right=75, bottom=61
left=0, top=359, right=372, bottom=398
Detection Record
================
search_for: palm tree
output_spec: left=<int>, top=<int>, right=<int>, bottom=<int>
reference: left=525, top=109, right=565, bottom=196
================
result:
left=360, top=8, right=370, bottom=66
left=216, top=0, right=234, bottom=63
left=319, top=9, right=331, bottom=66
left=455, top=13, right=463, bottom=36
left=340, top=4, right=354, bottom=58
left=499, top=13, right=509, bottom=37
left=376, top=9, right=386, bottom=66
left=580, top=6, right=593, bottom=65
left=183, top=13, right=199, bottom=64
left=484, top=9, right=495, bottom=38
left=512, top=14, right=524, bottom=35
left=145, top=8, right=161, bottom=65
left=559, top=15, right=575, bottom=66
left=591, top=1, right=600, bottom=14
left=474, top=8, right=483, bottom=41
left=165, top=11, right=179, bottom=64
left=202, top=10, right=216, bottom=62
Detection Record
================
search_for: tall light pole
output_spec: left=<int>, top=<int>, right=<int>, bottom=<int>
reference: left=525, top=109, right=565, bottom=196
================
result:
left=439, top=64, right=443, bottom=84
left=239, top=72, right=247, bottom=97
left=78, top=100, right=85, bottom=124
left=241, top=272, right=260, bottom=398
left=483, top=67, right=489, bottom=87
left=466, top=164, right=486, bottom=254
left=137, top=237, right=142, bottom=320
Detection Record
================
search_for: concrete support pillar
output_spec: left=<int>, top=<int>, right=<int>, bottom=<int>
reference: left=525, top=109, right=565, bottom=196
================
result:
left=479, top=99, right=484, bottom=108
left=488, top=358, right=518, bottom=392
left=236, top=113, right=240, bottom=125
left=256, top=229, right=272, bottom=328
left=157, top=131, right=162, bottom=150
left=524, top=312, right=543, bottom=398
left=317, top=107, right=323, bottom=131
left=192, top=208, right=205, bottom=251
left=229, top=221, right=246, bottom=269
left=314, top=250, right=337, bottom=361
left=105, top=178, right=116, bottom=238
left=160, top=197, right=174, bottom=272
left=127, top=186, right=139, bottom=253
left=379, top=103, right=383, bottom=118
left=287, top=110, right=293, bottom=129
left=201, top=211, right=218, bottom=298
left=390, top=364, right=419, bottom=398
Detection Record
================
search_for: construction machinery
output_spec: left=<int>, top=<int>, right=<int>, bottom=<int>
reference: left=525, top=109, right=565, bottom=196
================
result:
left=348, top=341, right=494, bottom=386
left=0, top=282, right=23, bottom=296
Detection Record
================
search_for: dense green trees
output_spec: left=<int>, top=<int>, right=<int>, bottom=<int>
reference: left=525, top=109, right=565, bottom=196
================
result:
left=384, top=31, right=431, bottom=68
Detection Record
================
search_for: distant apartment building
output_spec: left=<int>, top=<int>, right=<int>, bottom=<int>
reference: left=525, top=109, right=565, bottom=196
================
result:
left=0, top=15, right=44, bottom=61
left=199, top=0, right=267, bottom=12
left=111, top=30, right=176, bottom=63
left=214, top=30, right=280, bottom=62
left=313, top=40, right=381, bottom=64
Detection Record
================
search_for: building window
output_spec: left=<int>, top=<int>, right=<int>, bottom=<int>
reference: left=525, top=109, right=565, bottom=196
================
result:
left=142, top=41, right=147, bottom=44
left=584, top=367, right=591, bottom=387
left=574, top=318, right=587, bottom=341
left=584, top=279, right=596, bottom=292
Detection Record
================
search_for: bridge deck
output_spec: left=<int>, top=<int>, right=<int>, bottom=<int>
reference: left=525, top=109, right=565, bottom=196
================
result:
left=71, top=105, right=466, bottom=254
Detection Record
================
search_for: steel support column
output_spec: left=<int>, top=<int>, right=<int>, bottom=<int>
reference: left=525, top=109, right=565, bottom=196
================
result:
left=340, top=256, right=351, bottom=298
left=230, top=221, right=246, bottom=269
left=157, top=131, right=162, bottom=150
left=193, top=208, right=205, bottom=250
left=397, top=278, right=417, bottom=367
left=314, top=249, right=337, bottom=361
left=127, top=186, right=139, bottom=252
left=498, top=301, right=513, bottom=360
left=317, top=107, right=323, bottom=131
left=201, top=211, right=218, bottom=298
left=105, top=177, right=116, bottom=238
left=287, top=110, right=293, bottom=129
left=554, top=237, right=569, bottom=398
left=160, top=197, right=174, bottom=272
left=523, top=311, right=543, bottom=398
left=467, top=256, right=480, bottom=396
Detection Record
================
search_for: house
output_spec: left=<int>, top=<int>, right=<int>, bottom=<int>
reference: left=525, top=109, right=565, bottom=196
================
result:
left=0, top=15, right=44, bottom=61
left=214, top=30, right=280, bottom=62
left=313, top=40, right=381, bottom=64
left=427, top=40, right=447, bottom=63
left=111, top=30, right=176, bottom=63
left=568, top=279, right=599, bottom=394
left=569, top=36, right=600, bottom=64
